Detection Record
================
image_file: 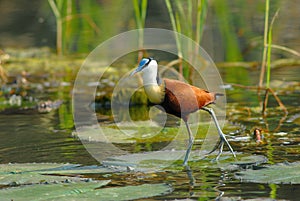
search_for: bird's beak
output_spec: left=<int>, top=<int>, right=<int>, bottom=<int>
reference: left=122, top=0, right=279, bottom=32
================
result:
left=130, top=68, right=139, bottom=76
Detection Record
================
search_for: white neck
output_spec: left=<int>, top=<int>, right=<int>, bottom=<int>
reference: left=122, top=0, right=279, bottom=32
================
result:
left=140, top=60, right=164, bottom=104
left=142, top=63, right=158, bottom=86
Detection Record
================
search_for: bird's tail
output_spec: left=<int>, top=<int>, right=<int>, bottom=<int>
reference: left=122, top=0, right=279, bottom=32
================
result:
left=211, top=93, right=224, bottom=104
left=215, top=93, right=224, bottom=99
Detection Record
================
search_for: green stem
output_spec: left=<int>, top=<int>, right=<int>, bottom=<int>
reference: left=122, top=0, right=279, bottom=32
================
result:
left=48, top=0, right=63, bottom=56
left=165, top=0, right=182, bottom=59
left=133, top=0, right=148, bottom=61
left=266, top=9, right=279, bottom=88
left=258, top=0, right=269, bottom=87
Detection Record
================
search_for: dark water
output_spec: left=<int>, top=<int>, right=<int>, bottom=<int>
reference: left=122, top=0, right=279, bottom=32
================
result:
left=0, top=110, right=97, bottom=165
left=0, top=66, right=299, bottom=200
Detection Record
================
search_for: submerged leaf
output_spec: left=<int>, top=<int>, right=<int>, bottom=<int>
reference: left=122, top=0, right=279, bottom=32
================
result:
left=235, top=162, right=300, bottom=184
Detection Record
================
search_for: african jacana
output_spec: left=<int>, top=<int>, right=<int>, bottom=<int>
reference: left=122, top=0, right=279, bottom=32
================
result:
left=130, top=58, right=236, bottom=165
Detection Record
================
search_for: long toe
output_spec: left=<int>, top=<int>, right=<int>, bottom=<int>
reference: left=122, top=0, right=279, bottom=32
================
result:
left=215, top=141, right=224, bottom=161
left=219, top=133, right=236, bottom=158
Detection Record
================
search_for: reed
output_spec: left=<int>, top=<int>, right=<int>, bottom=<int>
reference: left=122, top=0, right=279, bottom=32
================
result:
left=165, top=0, right=208, bottom=81
left=48, top=0, right=63, bottom=55
left=266, top=9, right=279, bottom=88
left=258, top=0, right=270, bottom=88
left=49, top=0, right=111, bottom=55
left=165, top=0, right=183, bottom=77
left=259, top=0, right=287, bottom=115
left=213, top=0, right=243, bottom=61
left=133, top=0, right=148, bottom=62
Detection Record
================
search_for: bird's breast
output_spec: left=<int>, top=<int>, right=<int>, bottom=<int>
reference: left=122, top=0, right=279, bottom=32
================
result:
left=144, top=84, right=165, bottom=104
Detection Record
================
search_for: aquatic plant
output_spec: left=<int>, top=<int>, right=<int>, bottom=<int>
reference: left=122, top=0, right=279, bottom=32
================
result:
left=133, top=0, right=148, bottom=62
left=259, top=1, right=300, bottom=88
left=48, top=0, right=130, bottom=55
left=213, top=0, right=243, bottom=62
left=165, top=0, right=208, bottom=81
left=48, top=0, right=64, bottom=55
left=259, top=0, right=287, bottom=116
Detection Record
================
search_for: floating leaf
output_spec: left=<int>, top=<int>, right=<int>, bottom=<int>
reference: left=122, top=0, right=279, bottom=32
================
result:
left=73, top=126, right=136, bottom=143
left=235, top=162, right=300, bottom=184
left=221, top=197, right=287, bottom=201
left=0, top=163, right=116, bottom=185
left=58, top=183, right=172, bottom=201
left=103, top=150, right=267, bottom=172
left=0, top=163, right=77, bottom=174
left=0, top=180, right=110, bottom=201
left=39, top=165, right=119, bottom=175
left=0, top=182, right=171, bottom=201
left=0, top=172, right=83, bottom=186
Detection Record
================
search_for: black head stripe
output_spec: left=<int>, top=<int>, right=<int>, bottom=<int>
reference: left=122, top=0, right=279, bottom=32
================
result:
left=146, top=57, right=152, bottom=65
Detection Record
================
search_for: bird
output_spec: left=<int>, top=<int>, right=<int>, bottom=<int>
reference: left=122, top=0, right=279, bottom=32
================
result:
left=130, top=57, right=236, bottom=165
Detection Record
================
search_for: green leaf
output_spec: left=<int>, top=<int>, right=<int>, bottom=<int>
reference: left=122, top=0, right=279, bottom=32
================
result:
left=103, top=150, right=267, bottom=172
left=0, top=163, right=115, bottom=185
left=0, top=181, right=110, bottom=201
left=65, top=183, right=172, bottom=201
left=235, top=162, right=300, bottom=184
left=0, top=182, right=172, bottom=201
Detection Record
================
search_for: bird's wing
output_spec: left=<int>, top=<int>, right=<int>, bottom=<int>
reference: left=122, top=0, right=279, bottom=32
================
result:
left=163, top=78, right=215, bottom=115
left=190, top=85, right=216, bottom=107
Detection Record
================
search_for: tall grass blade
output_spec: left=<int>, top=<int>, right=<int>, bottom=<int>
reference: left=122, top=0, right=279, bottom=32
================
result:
left=165, top=0, right=182, bottom=58
left=266, top=9, right=280, bottom=88
left=141, top=0, right=148, bottom=28
left=48, top=0, right=63, bottom=55
left=133, top=0, right=148, bottom=61
left=258, top=0, right=270, bottom=87
left=133, top=0, right=141, bottom=28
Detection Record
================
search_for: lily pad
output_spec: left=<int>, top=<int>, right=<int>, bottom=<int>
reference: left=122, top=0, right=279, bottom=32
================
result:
left=103, top=150, right=267, bottom=172
left=235, top=162, right=300, bottom=184
left=63, top=183, right=172, bottom=201
left=0, top=163, right=117, bottom=185
left=73, top=125, right=136, bottom=143
left=0, top=180, right=110, bottom=201
left=0, top=172, right=83, bottom=186
left=0, top=182, right=172, bottom=201
left=0, top=163, right=77, bottom=173
left=220, top=197, right=287, bottom=201
left=38, top=164, right=120, bottom=175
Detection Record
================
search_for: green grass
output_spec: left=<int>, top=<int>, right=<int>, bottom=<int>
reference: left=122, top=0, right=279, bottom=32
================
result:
left=133, top=0, right=148, bottom=61
left=164, top=0, right=208, bottom=80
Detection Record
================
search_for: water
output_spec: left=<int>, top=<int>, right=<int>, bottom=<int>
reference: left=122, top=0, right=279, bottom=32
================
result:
left=0, top=0, right=300, bottom=199
left=0, top=111, right=97, bottom=165
left=0, top=65, right=299, bottom=200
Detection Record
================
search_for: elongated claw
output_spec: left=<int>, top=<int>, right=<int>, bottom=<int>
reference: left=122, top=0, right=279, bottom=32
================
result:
left=201, top=107, right=236, bottom=160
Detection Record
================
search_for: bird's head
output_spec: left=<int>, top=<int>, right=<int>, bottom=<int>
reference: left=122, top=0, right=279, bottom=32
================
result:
left=130, top=57, right=157, bottom=76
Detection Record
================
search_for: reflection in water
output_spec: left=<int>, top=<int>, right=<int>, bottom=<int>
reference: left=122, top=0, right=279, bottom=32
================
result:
left=0, top=106, right=96, bottom=165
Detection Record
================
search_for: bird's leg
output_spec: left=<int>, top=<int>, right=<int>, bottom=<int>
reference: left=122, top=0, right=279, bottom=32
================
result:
left=185, top=165, right=195, bottom=190
left=205, top=138, right=223, bottom=155
left=201, top=107, right=236, bottom=159
left=215, top=140, right=224, bottom=161
left=183, top=120, right=194, bottom=166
